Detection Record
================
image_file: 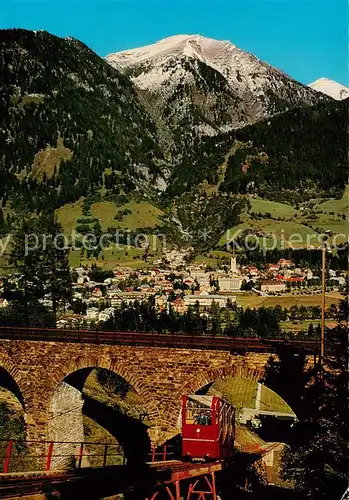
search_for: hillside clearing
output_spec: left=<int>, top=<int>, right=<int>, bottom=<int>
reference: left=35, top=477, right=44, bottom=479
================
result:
left=250, top=199, right=296, bottom=218
left=91, top=201, right=163, bottom=231
left=220, top=219, right=321, bottom=249
left=56, top=199, right=83, bottom=234
left=236, top=293, right=343, bottom=309
left=318, top=185, right=349, bottom=214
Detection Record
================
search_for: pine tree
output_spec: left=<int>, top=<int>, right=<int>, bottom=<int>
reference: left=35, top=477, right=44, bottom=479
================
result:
left=0, top=207, right=5, bottom=234
left=37, top=211, right=72, bottom=319
left=7, top=210, right=72, bottom=323
left=8, top=213, right=45, bottom=316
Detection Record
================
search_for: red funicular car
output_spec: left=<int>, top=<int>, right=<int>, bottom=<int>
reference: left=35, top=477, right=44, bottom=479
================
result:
left=181, top=395, right=235, bottom=461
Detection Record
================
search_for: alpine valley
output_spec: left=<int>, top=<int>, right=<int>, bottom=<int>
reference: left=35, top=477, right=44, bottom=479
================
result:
left=0, top=29, right=348, bottom=254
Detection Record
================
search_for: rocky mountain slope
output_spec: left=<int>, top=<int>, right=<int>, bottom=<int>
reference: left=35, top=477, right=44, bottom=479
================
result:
left=0, top=29, right=346, bottom=225
left=0, top=29, right=164, bottom=211
left=107, top=35, right=329, bottom=157
left=309, top=78, right=349, bottom=100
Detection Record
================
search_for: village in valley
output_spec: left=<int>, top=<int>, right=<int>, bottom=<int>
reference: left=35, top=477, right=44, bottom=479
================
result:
left=1, top=251, right=341, bottom=333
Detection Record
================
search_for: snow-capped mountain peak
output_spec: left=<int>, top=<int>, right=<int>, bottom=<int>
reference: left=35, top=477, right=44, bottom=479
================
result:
left=106, top=35, right=328, bottom=151
left=308, top=78, right=349, bottom=101
left=106, top=34, right=234, bottom=67
left=106, top=34, right=285, bottom=93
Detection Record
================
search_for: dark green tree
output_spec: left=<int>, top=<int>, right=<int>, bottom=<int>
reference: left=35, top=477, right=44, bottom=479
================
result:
left=281, top=304, right=348, bottom=499
left=37, top=211, right=72, bottom=318
left=0, top=300, right=55, bottom=328
left=0, top=207, right=6, bottom=234
left=6, top=210, right=72, bottom=322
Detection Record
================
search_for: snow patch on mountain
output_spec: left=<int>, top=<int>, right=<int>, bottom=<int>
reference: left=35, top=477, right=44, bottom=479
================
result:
left=106, top=35, right=328, bottom=148
left=309, top=78, right=349, bottom=101
left=106, top=34, right=288, bottom=95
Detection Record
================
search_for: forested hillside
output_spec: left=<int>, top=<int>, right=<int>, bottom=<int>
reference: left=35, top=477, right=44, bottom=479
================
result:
left=228, top=98, right=348, bottom=199
left=0, top=29, right=164, bottom=211
left=0, top=29, right=347, bottom=240
left=167, top=99, right=348, bottom=201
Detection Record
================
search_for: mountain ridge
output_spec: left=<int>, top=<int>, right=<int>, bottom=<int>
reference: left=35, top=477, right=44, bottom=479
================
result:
left=0, top=29, right=346, bottom=229
left=0, top=28, right=165, bottom=211
left=106, top=34, right=330, bottom=155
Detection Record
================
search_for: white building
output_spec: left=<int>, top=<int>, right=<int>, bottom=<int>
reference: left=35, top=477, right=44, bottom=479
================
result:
left=98, top=308, right=115, bottom=322
left=306, top=270, right=314, bottom=280
left=230, top=256, right=238, bottom=274
left=0, top=298, right=9, bottom=309
left=77, top=276, right=89, bottom=285
left=260, top=281, right=286, bottom=293
left=190, top=269, right=209, bottom=280
left=218, top=276, right=243, bottom=292
left=86, top=307, right=99, bottom=320
left=184, top=292, right=236, bottom=308
left=197, top=277, right=211, bottom=288
left=109, top=291, right=147, bottom=307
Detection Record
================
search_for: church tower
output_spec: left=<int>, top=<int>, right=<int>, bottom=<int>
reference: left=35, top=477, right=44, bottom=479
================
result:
left=230, top=256, right=238, bottom=274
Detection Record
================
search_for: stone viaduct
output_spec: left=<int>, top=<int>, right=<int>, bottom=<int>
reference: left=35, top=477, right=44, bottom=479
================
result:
left=0, top=335, right=311, bottom=464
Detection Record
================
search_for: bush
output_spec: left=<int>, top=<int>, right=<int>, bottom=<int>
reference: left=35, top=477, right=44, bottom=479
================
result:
left=76, top=217, right=98, bottom=224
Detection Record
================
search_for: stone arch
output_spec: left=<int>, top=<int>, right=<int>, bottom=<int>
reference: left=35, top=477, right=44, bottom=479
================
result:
left=162, top=360, right=266, bottom=439
left=47, top=354, right=162, bottom=439
left=0, top=353, right=28, bottom=410
left=46, top=354, right=164, bottom=468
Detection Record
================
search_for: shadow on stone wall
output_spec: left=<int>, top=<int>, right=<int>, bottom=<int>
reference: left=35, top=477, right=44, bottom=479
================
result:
left=48, top=367, right=151, bottom=469
left=83, top=394, right=151, bottom=465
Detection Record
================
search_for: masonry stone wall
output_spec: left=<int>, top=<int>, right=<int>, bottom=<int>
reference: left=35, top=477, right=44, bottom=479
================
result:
left=0, top=338, right=300, bottom=453
left=48, top=381, right=86, bottom=469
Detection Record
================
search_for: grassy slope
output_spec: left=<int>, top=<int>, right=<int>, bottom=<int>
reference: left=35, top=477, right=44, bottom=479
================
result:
left=210, top=378, right=257, bottom=409
left=68, top=244, right=150, bottom=270
left=91, top=201, right=163, bottom=232
left=220, top=219, right=320, bottom=248
left=250, top=198, right=296, bottom=218
left=56, top=199, right=83, bottom=234
left=220, top=185, right=348, bottom=249
left=306, top=187, right=348, bottom=242
left=318, top=185, right=349, bottom=214
left=14, top=187, right=349, bottom=271
left=56, top=199, right=164, bottom=268
left=209, top=376, right=293, bottom=415
left=236, top=292, right=342, bottom=309
left=53, top=190, right=347, bottom=271
left=259, top=385, right=294, bottom=414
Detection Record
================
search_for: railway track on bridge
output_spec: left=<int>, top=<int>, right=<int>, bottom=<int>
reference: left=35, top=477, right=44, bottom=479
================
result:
left=0, top=326, right=321, bottom=353
left=0, top=470, right=87, bottom=498
left=0, top=462, right=224, bottom=499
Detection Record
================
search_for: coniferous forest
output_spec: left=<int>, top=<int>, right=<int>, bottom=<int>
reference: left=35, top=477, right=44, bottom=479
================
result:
left=0, top=29, right=348, bottom=218
left=0, top=29, right=163, bottom=211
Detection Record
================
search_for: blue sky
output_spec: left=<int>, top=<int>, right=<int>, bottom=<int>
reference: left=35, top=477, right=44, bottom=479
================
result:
left=0, top=0, right=347, bottom=85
